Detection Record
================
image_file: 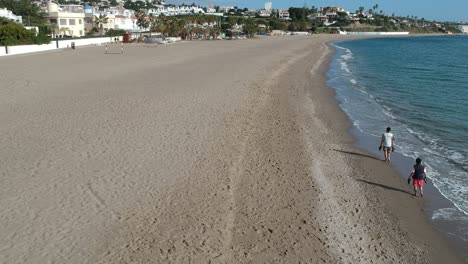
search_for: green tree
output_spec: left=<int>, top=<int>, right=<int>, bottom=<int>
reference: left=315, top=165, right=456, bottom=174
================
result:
left=243, top=17, right=257, bottom=38
left=288, top=22, right=297, bottom=31
left=0, top=21, right=33, bottom=45
left=334, top=11, right=351, bottom=27
left=106, top=28, right=125, bottom=36
left=358, top=6, right=365, bottom=16
left=136, top=11, right=149, bottom=39
left=310, top=6, right=318, bottom=14
left=0, top=0, right=46, bottom=26
left=123, top=0, right=146, bottom=11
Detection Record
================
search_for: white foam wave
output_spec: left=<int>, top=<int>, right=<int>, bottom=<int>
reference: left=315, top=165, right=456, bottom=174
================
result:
left=350, top=79, right=357, bottom=84
left=341, top=52, right=353, bottom=61
left=340, top=61, right=351, bottom=74
left=382, top=109, right=396, bottom=119
left=432, top=207, right=468, bottom=221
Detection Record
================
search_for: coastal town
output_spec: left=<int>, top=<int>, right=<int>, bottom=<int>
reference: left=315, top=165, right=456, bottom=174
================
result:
left=1, top=0, right=467, bottom=45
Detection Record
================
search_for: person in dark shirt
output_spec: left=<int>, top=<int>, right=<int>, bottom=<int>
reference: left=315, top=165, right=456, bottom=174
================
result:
left=408, top=158, right=427, bottom=197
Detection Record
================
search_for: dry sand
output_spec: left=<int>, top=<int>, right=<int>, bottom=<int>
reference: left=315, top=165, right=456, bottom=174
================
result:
left=0, top=35, right=462, bottom=263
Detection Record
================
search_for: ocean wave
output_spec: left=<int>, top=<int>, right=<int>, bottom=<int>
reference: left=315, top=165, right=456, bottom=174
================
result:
left=432, top=207, right=468, bottom=221
left=339, top=61, right=351, bottom=74
left=382, top=108, right=396, bottom=119
left=341, top=52, right=353, bottom=61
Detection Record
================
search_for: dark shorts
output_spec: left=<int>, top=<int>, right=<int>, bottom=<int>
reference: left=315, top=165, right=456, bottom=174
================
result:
left=383, top=147, right=391, bottom=151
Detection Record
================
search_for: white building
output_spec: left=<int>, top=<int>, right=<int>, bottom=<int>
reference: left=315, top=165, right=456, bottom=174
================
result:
left=219, top=6, right=235, bottom=13
left=259, top=9, right=272, bottom=17
left=0, top=8, right=23, bottom=24
left=147, top=5, right=205, bottom=17
left=206, top=5, right=216, bottom=13
left=320, top=6, right=345, bottom=13
left=457, top=25, right=468, bottom=33
left=83, top=5, right=139, bottom=34
left=110, top=7, right=139, bottom=32
left=278, top=10, right=290, bottom=20
left=47, top=2, right=85, bottom=37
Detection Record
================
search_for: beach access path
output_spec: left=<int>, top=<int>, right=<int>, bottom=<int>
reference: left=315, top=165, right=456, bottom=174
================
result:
left=0, top=35, right=462, bottom=263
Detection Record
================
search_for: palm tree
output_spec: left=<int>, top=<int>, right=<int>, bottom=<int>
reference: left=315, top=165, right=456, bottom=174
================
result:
left=243, top=17, right=257, bottom=38
left=94, top=14, right=109, bottom=35
left=176, top=17, right=188, bottom=39
left=48, top=23, right=59, bottom=38
left=358, top=6, right=365, bottom=16
left=136, top=11, right=149, bottom=40
left=148, top=13, right=156, bottom=36
left=59, top=27, right=70, bottom=37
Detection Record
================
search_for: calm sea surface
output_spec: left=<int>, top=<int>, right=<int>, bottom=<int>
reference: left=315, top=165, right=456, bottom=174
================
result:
left=327, top=36, right=468, bottom=232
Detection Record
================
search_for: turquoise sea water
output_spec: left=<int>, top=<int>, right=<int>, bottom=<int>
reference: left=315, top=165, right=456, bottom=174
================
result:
left=327, top=36, right=468, bottom=242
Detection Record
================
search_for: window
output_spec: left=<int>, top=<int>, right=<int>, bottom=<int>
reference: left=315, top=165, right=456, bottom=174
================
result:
left=60, top=19, right=67, bottom=25
left=50, top=19, right=57, bottom=25
left=79, top=30, right=83, bottom=36
left=69, top=19, right=75, bottom=25
left=79, top=19, right=82, bottom=24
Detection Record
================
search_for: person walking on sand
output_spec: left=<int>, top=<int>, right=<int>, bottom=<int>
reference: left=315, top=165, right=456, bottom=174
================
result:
left=407, top=158, right=427, bottom=197
left=379, top=127, right=395, bottom=162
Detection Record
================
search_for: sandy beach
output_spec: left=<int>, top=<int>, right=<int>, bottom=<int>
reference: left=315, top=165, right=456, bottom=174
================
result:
left=0, top=35, right=463, bottom=263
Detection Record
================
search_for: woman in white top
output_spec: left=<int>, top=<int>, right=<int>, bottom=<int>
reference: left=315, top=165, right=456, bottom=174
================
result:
left=379, top=127, right=395, bottom=162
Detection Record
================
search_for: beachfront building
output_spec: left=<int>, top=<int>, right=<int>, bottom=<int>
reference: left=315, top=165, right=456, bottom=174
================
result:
left=457, top=25, right=468, bottom=33
left=83, top=5, right=139, bottom=34
left=83, top=4, right=94, bottom=33
left=308, top=14, right=328, bottom=26
left=114, top=10, right=139, bottom=32
left=0, top=8, right=23, bottom=24
left=307, top=6, right=346, bottom=26
left=46, top=2, right=85, bottom=37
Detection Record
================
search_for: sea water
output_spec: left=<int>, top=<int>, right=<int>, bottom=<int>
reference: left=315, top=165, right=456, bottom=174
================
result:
left=327, top=36, right=468, bottom=245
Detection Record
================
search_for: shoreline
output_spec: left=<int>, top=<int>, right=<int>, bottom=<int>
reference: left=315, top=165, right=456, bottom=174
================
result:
left=350, top=126, right=468, bottom=261
left=0, top=35, right=463, bottom=263
left=325, top=36, right=468, bottom=262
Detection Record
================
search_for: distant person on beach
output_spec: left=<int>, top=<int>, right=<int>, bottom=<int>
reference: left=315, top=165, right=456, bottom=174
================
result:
left=408, top=158, right=427, bottom=197
left=379, top=127, right=395, bottom=162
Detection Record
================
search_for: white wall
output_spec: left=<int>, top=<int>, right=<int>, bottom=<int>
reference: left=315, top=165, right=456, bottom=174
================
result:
left=0, top=36, right=123, bottom=56
left=1, top=43, right=56, bottom=56
left=57, top=36, right=122, bottom=48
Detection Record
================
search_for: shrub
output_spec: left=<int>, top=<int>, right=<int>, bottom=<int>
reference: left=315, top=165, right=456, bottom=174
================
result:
left=0, top=22, right=34, bottom=45
left=105, top=28, right=126, bottom=37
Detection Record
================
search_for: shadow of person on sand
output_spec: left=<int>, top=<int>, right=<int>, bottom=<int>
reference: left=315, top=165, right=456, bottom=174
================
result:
left=357, top=179, right=412, bottom=195
left=332, top=149, right=381, bottom=161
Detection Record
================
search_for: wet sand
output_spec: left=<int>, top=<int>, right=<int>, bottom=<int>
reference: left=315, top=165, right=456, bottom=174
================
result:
left=0, top=35, right=462, bottom=263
